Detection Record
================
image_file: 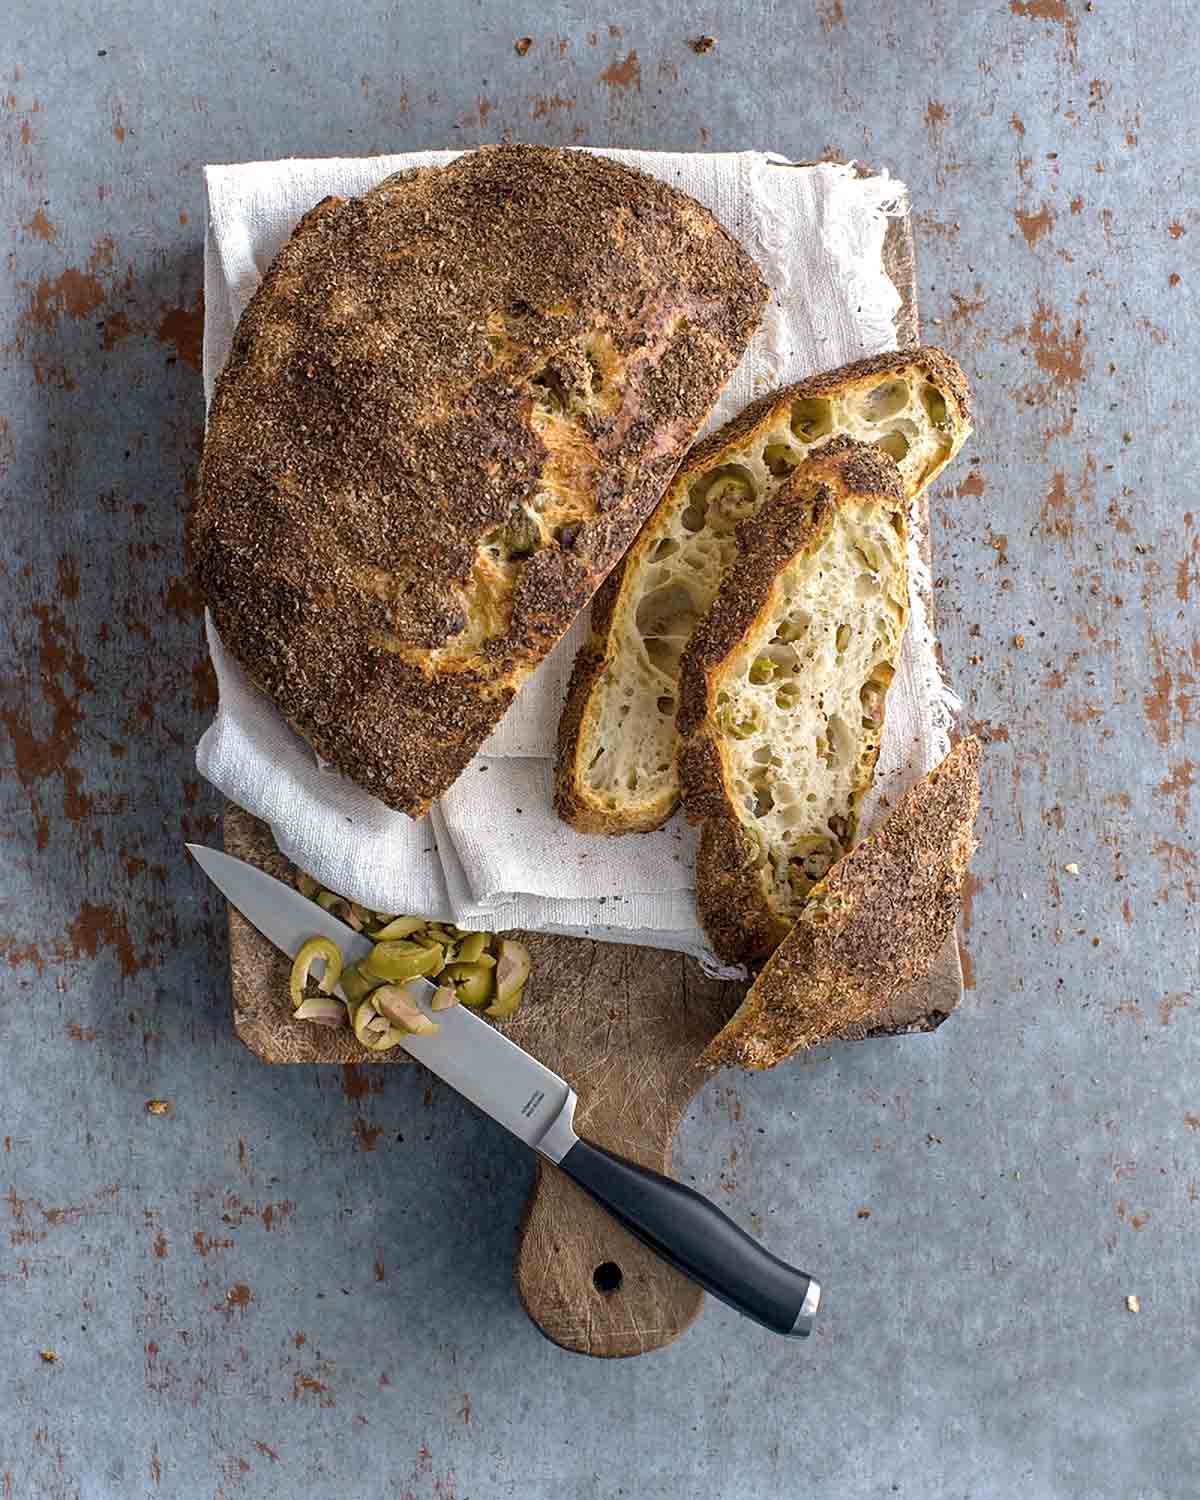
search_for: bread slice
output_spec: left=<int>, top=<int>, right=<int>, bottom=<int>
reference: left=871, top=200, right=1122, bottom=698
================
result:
left=192, top=145, right=766, bottom=818
left=675, top=438, right=909, bottom=964
left=554, top=348, right=971, bottom=834
left=701, top=737, right=982, bottom=1070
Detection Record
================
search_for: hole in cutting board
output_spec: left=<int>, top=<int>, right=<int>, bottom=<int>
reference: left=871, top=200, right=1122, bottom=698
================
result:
left=593, top=1261, right=623, bottom=1295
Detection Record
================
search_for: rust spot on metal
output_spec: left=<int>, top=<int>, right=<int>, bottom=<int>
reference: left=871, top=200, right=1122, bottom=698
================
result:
left=1016, top=203, right=1055, bottom=248
left=156, top=292, right=203, bottom=371
left=1158, top=994, right=1191, bottom=1026
left=101, top=308, right=131, bottom=349
left=957, top=936, right=975, bottom=991
left=152, top=1231, right=168, bottom=1259
left=949, top=288, right=986, bottom=325
left=69, top=901, right=146, bottom=977
left=1168, top=221, right=1186, bottom=239
left=293, top=1331, right=307, bottom=1347
left=959, top=871, right=983, bottom=934
left=818, top=0, right=846, bottom=26
left=1027, top=300, right=1086, bottom=385
left=924, top=100, right=947, bottom=135
left=1041, top=471, right=1073, bottom=539
left=192, top=656, right=218, bottom=714
left=600, top=51, right=641, bottom=90
left=531, top=94, right=575, bottom=120
left=341, top=1063, right=383, bottom=1100
left=1144, top=635, right=1198, bottom=748
left=1069, top=195, right=1084, bottom=214
left=66, top=1023, right=95, bottom=1040
left=149, top=1443, right=162, bottom=1487
left=222, top=1282, right=254, bottom=1313
left=254, top=1442, right=280, bottom=1464
left=1176, top=516, right=1199, bottom=603
left=1009, top=0, right=1078, bottom=60
left=353, top=1117, right=383, bottom=1152
left=22, top=206, right=56, bottom=241
left=193, top=1231, right=234, bottom=1256
left=1156, top=761, right=1195, bottom=829
left=955, top=474, right=986, bottom=507
left=293, top=1371, right=335, bottom=1406
left=25, top=266, right=106, bottom=330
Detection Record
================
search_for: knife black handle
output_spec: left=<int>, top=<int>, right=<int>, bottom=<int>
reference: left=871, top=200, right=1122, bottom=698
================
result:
left=558, top=1136, right=819, bottom=1337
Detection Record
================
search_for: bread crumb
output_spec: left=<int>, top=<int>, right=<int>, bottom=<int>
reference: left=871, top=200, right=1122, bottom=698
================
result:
left=146, top=1098, right=172, bottom=1116
left=1064, top=862, right=1080, bottom=875
left=1013, top=633, right=1026, bottom=648
left=856, top=1208, right=872, bottom=1219
left=514, top=36, right=532, bottom=55
left=39, top=1350, right=58, bottom=1364
left=688, top=34, right=716, bottom=53
left=1125, top=1294, right=1140, bottom=1313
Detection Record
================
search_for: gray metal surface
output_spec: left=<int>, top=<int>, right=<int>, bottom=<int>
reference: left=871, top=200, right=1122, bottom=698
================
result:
left=0, top=2, right=1195, bottom=1496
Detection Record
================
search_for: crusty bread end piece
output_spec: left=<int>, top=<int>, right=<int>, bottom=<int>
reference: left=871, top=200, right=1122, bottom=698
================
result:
left=701, top=737, right=982, bottom=1071
left=555, top=348, right=971, bottom=834
left=676, top=437, right=909, bottom=964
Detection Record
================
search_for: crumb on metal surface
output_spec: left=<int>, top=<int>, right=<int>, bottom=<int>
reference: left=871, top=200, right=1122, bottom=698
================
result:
left=688, top=34, right=717, bottom=53
left=514, top=36, right=532, bottom=55
left=40, top=1349, right=59, bottom=1363
left=146, top=1098, right=172, bottom=1115
left=1125, top=1294, right=1140, bottom=1313
left=1013, top=633, right=1026, bottom=648
left=1064, top=863, right=1080, bottom=875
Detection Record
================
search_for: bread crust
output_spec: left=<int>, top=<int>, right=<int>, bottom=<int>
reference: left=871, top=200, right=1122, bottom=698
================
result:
left=701, top=737, right=982, bottom=1069
left=192, top=145, right=766, bottom=817
left=554, top=348, right=972, bottom=834
left=676, top=438, right=907, bottom=963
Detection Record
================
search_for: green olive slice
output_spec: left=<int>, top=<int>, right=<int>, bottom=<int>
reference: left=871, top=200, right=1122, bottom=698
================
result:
left=289, top=937, right=343, bottom=1010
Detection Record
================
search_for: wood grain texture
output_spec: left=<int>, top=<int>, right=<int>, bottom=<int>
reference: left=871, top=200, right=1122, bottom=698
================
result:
left=222, top=194, right=963, bottom=1357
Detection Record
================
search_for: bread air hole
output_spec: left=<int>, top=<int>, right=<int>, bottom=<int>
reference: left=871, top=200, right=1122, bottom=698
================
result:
left=791, top=397, right=833, bottom=443
left=762, top=442, right=801, bottom=477
left=636, top=581, right=702, bottom=641
left=920, top=382, right=949, bottom=428
left=656, top=695, right=675, bottom=716
left=876, top=429, right=910, bottom=464
left=697, top=466, right=758, bottom=536
left=651, top=536, right=679, bottom=562
left=859, top=379, right=909, bottom=421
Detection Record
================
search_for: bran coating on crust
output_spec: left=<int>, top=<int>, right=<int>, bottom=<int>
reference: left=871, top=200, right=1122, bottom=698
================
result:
left=192, top=145, right=766, bottom=816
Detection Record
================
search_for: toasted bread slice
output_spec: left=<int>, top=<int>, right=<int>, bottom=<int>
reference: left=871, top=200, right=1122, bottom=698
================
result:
left=554, top=348, right=971, bottom=834
left=675, top=438, right=908, bottom=964
left=193, top=146, right=766, bottom=818
left=701, top=737, right=982, bottom=1070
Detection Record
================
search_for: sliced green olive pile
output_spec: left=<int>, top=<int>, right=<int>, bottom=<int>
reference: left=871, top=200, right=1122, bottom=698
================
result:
left=287, top=883, right=532, bottom=1051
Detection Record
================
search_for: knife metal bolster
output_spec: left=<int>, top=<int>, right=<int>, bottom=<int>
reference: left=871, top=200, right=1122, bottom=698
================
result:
left=530, top=1088, right=579, bottom=1165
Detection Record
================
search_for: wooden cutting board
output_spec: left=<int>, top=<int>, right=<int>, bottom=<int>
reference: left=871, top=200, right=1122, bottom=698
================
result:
left=220, top=200, right=963, bottom=1358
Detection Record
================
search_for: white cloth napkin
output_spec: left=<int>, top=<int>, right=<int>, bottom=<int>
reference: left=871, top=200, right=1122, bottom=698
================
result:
left=197, top=149, right=958, bottom=971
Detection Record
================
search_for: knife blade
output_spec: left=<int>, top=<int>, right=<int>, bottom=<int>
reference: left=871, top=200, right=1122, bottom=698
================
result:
left=188, top=843, right=820, bottom=1338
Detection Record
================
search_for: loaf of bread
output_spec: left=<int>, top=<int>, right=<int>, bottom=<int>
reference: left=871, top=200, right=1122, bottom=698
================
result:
left=554, top=349, right=972, bottom=835
left=192, top=145, right=766, bottom=817
left=675, top=438, right=908, bottom=964
left=702, top=737, right=981, bottom=1070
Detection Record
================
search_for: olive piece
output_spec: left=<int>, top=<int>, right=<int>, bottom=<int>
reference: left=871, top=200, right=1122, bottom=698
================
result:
left=363, top=940, right=444, bottom=983
left=456, top=931, right=490, bottom=964
left=369, top=914, right=426, bottom=940
left=486, top=940, right=532, bottom=1020
left=373, top=985, right=439, bottom=1036
left=441, top=961, right=495, bottom=1008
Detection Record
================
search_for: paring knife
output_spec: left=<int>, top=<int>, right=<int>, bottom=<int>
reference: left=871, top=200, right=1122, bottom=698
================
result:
left=187, top=844, right=820, bottom=1338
